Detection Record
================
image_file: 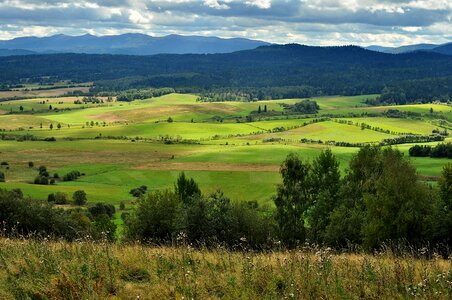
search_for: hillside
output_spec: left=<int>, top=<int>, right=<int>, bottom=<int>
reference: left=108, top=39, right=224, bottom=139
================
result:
left=433, top=42, right=452, bottom=55
left=0, top=33, right=270, bottom=55
left=366, top=43, right=439, bottom=54
left=1, top=44, right=452, bottom=97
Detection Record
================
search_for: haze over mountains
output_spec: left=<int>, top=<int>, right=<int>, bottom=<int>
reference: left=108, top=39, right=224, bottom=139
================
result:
left=0, top=33, right=450, bottom=56
left=365, top=43, right=452, bottom=55
left=0, top=33, right=270, bottom=56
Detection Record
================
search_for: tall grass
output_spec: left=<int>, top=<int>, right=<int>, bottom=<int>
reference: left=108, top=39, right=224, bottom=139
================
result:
left=0, top=238, right=450, bottom=299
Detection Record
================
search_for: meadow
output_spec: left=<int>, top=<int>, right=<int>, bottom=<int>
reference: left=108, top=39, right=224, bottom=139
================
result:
left=0, top=92, right=450, bottom=221
left=0, top=238, right=450, bottom=299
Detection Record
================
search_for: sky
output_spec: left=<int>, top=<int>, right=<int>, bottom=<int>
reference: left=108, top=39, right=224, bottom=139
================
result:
left=0, top=0, right=451, bottom=46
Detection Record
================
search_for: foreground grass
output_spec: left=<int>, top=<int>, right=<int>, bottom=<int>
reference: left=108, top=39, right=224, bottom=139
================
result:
left=0, top=239, right=450, bottom=299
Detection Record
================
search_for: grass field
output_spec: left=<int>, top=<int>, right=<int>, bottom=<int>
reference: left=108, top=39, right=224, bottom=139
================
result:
left=0, top=238, right=450, bottom=299
left=0, top=86, right=91, bottom=100
left=0, top=93, right=450, bottom=226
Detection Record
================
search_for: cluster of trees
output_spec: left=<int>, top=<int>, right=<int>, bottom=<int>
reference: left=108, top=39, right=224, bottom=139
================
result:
left=114, top=88, right=175, bottom=102
left=0, top=189, right=117, bottom=241
left=283, top=100, right=320, bottom=114
left=63, top=170, right=82, bottom=182
left=124, top=173, right=272, bottom=248
left=273, top=148, right=451, bottom=249
left=47, top=190, right=87, bottom=205
left=409, top=142, right=452, bottom=158
left=33, top=167, right=82, bottom=185
left=74, top=96, right=104, bottom=104
left=130, top=185, right=148, bottom=197
left=125, top=148, right=451, bottom=251
left=34, top=166, right=56, bottom=185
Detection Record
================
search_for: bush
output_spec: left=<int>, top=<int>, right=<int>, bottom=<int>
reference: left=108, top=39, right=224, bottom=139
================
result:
left=88, top=203, right=116, bottom=219
left=63, top=170, right=81, bottom=181
left=34, top=175, right=49, bottom=185
left=38, top=166, right=49, bottom=177
left=47, top=193, right=56, bottom=203
left=54, top=192, right=69, bottom=205
left=0, top=171, right=4, bottom=182
left=73, top=190, right=87, bottom=206
left=129, top=185, right=147, bottom=197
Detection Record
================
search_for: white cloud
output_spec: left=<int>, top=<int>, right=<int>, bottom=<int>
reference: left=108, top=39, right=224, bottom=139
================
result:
left=203, top=0, right=230, bottom=9
left=245, top=0, right=272, bottom=9
left=0, top=0, right=450, bottom=46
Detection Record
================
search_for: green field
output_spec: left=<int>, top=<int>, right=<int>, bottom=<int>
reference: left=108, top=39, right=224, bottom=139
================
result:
left=0, top=93, right=450, bottom=222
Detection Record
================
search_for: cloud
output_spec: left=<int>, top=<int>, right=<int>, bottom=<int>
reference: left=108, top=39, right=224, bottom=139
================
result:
left=0, top=0, right=450, bottom=46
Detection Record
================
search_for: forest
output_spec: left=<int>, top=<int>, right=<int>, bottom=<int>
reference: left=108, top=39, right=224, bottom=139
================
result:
left=0, top=45, right=452, bottom=102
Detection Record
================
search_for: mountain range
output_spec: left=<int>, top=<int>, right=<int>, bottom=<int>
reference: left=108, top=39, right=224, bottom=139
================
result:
left=365, top=42, right=452, bottom=55
left=0, top=33, right=450, bottom=56
left=0, top=33, right=270, bottom=56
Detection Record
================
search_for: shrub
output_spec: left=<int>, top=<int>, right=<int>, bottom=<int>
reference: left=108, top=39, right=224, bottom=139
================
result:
left=63, top=170, right=81, bottom=181
left=129, top=185, right=147, bottom=197
left=54, top=192, right=69, bottom=205
left=73, top=190, right=87, bottom=206
left=34, top=175, right=49, bottom=185
left=88, top=203, right=116, bottom=219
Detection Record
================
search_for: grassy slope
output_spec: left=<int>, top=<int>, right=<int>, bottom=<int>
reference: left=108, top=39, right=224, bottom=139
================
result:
left=0, top=239, right=450, bottom=299
left=0, top=93, right=450, bottom=207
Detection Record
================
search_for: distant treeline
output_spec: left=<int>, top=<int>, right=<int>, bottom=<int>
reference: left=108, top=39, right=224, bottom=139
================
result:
left=96, top=88, right=175, bottom=101
left=409, top=142, right=452, bottom=158
left=1, top=146, right=450, bottom=252
left=0, top=45, right=451, bottom=101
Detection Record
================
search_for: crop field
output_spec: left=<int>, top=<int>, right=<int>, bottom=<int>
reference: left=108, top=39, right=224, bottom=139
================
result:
left=0, top=86, right=91, bottom=100
left=0, top=92, right=451, bottom=227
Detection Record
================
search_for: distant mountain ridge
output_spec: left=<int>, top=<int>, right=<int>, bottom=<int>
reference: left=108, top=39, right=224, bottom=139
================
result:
left=0, top=33, right=271, bottom=56
left=365, top=42, right=452, bottom=55
left=0, top=33, right=450, bottom=56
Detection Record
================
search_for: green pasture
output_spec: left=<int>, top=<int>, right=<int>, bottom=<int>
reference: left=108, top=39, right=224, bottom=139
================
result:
left=341, top=117, right=439, bottom=135
left=243, top=121, right=397, bottom=143
left=0, top=93, right=451, bottom=208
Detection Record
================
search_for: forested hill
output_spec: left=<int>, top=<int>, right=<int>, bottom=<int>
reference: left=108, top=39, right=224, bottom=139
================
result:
left=1, top=44, right=452, bottom=97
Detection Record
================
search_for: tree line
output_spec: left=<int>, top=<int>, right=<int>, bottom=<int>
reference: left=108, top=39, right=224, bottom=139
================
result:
left=409, top=142, right=452, bottom=158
